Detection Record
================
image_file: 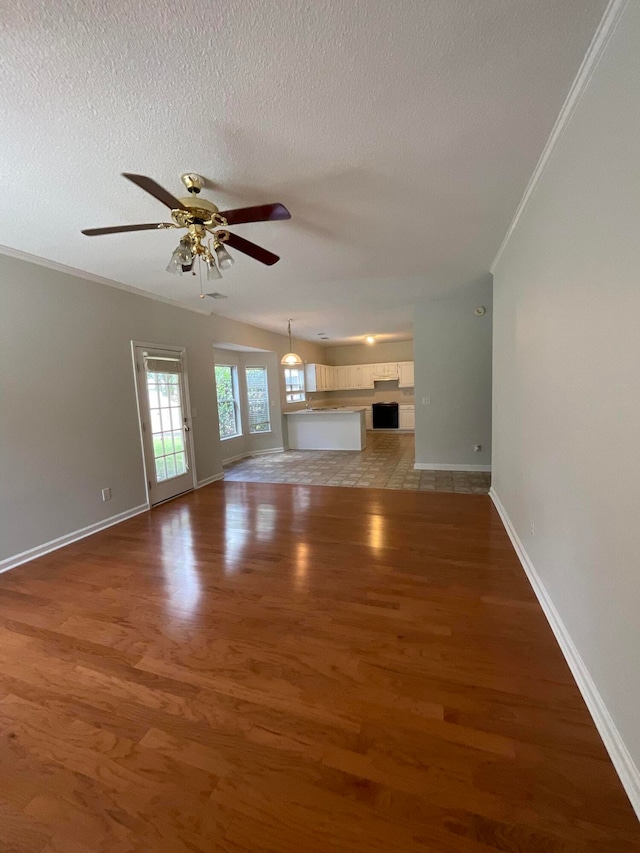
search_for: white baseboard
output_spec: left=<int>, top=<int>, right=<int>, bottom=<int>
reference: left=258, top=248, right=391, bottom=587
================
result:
left=0, top=503, right=149, bottom=576
left=223, top=447, right=286, bottom=466
left=196, top=472, right=224, bottom=488
left=414, top=463, right=492, bottom=472
left=489, top=487, right=640, bottom=820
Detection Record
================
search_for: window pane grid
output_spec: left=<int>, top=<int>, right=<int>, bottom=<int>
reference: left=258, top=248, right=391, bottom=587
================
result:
left=284, top=366, right=305, bottom=404
left=215, top=364, right=241, bottom=439
left=246, top=366, right=271, bottom=433
left=147, top=374, right=187, bottom=483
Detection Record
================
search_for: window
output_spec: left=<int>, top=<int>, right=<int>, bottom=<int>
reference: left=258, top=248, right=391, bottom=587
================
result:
left=284, top=367, right=305, bottom=403
left=246, top=366, right=271, bottom=433
left=215, top=364, right=241, bottom=439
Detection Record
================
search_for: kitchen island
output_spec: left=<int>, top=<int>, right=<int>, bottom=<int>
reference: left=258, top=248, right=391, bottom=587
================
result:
left=285, top=407, right=367, bottom=451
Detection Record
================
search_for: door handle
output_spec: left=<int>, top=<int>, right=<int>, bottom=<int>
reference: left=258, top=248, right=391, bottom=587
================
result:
left=183, top=421, right=190, bottom=432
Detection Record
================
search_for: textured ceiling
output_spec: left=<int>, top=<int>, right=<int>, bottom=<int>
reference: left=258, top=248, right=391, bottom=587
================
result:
left=0, top=0, right=607, bottom=344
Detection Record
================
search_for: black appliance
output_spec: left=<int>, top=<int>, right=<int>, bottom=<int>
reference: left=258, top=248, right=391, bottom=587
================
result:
left=372, top=402, right=399, bottom=429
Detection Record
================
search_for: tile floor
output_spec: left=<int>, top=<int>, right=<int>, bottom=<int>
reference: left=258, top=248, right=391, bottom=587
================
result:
left=224, top=432, right=491, bottom=493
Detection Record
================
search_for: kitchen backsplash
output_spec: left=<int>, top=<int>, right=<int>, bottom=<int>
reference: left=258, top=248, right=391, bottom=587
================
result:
left=313, top=380, right=414, bottom=407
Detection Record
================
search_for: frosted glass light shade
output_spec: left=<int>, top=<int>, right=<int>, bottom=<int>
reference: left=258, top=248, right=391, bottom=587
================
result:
left=166, top=238, right=193, bottom=274
left=281, top=351, right=303, bottom=365
left=166, top=254, right=184, bottom=275
left=207, top=258, right=222, bottom=280
left=215, top=243, right=235, bottom=270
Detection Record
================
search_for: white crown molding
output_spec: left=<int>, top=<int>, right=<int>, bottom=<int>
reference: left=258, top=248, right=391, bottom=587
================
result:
left=0, top=242, right=211, bottom=316
left=490, top=0, right=629, bottom=274
left=0, top=503, right=149, bottom=575
left=489, top=487, right=640, bottom=820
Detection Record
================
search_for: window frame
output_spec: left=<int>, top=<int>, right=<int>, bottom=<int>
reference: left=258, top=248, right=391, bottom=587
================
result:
left=284, top=366, right=306, bottom=404
left=214, top=363, right=242, bottom=441
left=245, top=365, right=272, bottom=434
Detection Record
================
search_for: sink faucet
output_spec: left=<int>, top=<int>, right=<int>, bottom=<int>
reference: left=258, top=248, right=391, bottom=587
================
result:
left=306, top=394, right=314, bottom=410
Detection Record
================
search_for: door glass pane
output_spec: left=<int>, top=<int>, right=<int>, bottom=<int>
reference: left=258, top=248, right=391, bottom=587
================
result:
left=146, top=370, right=188, bottom=482
left=161, top=409, right=173, bottom=432
left=155, top=457, right=167, bottom=481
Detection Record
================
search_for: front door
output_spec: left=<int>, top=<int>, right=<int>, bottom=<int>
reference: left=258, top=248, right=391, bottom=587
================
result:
left=133, top=345, right=195, bottom=505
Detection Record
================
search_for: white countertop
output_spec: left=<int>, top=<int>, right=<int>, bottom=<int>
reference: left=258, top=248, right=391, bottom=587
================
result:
left=285, top=407, right=366, bottom=416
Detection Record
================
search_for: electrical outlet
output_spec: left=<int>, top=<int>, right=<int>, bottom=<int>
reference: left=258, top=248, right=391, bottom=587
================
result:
left=101, top=488, right=111, bottom=502
left=422, top=397, right=431, bottom=405
left=530, top=520, right=535, bottom=537
left=474, top=444, right=481, bottom=452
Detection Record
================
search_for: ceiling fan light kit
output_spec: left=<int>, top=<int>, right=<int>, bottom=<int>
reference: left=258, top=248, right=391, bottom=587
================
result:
left=82, top=172, right=291, bottom=290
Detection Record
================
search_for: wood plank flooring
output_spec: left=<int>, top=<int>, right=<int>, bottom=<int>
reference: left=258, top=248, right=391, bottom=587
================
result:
left=0, top=482, right=638, bottom=852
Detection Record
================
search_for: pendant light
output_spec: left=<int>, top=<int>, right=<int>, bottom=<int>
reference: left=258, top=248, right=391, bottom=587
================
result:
left=281, top=319, right=303, bottom=366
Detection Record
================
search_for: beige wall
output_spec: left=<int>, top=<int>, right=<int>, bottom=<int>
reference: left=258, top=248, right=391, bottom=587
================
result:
left=414, top=280, right=492, bottom=469
left=313, top=383, right=414, bottom=409
left=492, top=0, right=640, bottom=786
left=0, top=253, right=323, bottom=565
left=324, top=339, right=413, bottom=366
left=213, top=347, right=286, bottom=461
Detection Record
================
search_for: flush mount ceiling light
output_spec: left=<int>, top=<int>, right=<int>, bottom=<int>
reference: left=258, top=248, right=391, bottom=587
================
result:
left=281, top=319, right=303, bottom=366
left=82, top=172, right=291, bottom=287
left=365, top=335, right=376, bottom=344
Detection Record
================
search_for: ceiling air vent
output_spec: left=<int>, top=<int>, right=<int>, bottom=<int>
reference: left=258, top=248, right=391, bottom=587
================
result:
left=206, top=292, right=227, bottom=299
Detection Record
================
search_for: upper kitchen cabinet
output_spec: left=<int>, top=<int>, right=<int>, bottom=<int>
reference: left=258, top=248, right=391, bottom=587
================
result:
left=305, top=363, right=336, bottom=392
left=372, top=362, right=399, bottom=380
left=304, top=360, right=414, bottom=392
left=398, top=361, right=414, bottom=388
left=348, top=364, right=375, bottom=390
left=336, top=365, right=351, bottom=390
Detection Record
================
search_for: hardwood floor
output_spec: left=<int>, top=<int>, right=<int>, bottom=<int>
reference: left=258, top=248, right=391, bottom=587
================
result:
left=0, top=482, right=638, bottom=852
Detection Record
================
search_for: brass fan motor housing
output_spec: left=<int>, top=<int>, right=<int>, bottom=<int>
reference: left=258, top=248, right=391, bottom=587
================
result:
left=171, top=196, right=227, bottom=232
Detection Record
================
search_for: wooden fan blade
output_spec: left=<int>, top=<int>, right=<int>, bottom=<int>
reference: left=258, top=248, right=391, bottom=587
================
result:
left=121, top=173, right=187, bottom=210
left=224, top=232, right=280, bottom=266
left=81, top=223, right=172, bottom=236
left=219, top=203, right=291, bottom=226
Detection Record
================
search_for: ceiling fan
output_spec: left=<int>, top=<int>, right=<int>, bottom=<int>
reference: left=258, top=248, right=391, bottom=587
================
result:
left=81, top=172, right=291, bottom=283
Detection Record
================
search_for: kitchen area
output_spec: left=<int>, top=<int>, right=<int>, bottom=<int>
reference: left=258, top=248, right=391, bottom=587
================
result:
left=285, top=357, right=415, bottom=451
left=223, top=341, right=489, bottom=493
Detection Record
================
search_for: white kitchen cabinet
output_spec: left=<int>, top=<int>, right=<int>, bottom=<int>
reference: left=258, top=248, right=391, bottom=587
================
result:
left=365, top=406, right=373, bottom=430
left=305, top=363, right=334, bottom=392
left=359, top=364, right=375, bottom=388
left=336, top=365, right=350, bottom=390
left=347, top=364, right=375, bottom=390
left=372, top=362, right=399, bottom=380
left=305, top=364, right=319, bottom=392
left=307, top=361, right=412, bottom=392
left=398, top=361, right=414, bottom=388
left=320, top=365, right=330, bottom=390
left=399, top=405, right=415, bottom=430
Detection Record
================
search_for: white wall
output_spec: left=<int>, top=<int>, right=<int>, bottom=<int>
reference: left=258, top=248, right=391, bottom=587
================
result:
left=492, top=0, right=640, bottom=797
left=413, top=280, right=492, bottom=469
left=0, top=254, right=323, bottom=565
